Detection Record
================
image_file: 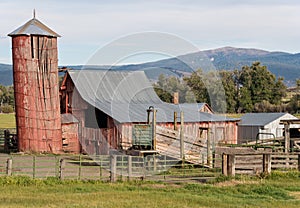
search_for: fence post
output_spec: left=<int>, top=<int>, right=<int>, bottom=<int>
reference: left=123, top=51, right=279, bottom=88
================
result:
left=127, top=156, right=132, bottom=181
left=263, top=154, right=271, bottom=174
left=78, top=154, right=82, bottom=180
left=207, top=129, right=212, bottom=168
left=99, top=156, right=103, bottom=180
left=298, top=154, right=300, bottom=171
left=284, top=123, right=290, bottom=153
left=227, top=154, right=235, bottom=177
left=142, top=157, right=146, bottom=180
left=222, top=154, right=228, bottom=176
left=59, top=159, right=65, bottom=180
left=6, top=158, right=12, bottom=176
left=153, top=155, right=157, bottom=172
left=32, top=156, right=36, bottom=178
left=180, top=111, right=185, bottom=163
left=110, top=155, right=117, bottom=182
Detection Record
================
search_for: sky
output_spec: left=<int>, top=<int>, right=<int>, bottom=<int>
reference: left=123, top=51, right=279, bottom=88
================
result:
left=1, top=0, right=300, bottom=65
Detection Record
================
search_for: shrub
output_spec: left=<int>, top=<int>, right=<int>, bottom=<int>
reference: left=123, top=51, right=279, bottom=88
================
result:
left=0, top=105, right=14, bottom=113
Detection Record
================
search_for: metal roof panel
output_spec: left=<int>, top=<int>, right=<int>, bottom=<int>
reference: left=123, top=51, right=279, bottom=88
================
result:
left=238, top=113, right=296, bottom=126
left=69, top=70, right=237, bottom=123
left=8, top=18, right=60, bottom=37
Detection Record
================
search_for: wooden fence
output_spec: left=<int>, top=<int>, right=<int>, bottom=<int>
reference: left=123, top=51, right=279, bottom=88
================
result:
left=0, top=152, right=299, bottom=182
left=222, top=153, right=300, bottom=176
left=0, top=154, right=221, bottom=183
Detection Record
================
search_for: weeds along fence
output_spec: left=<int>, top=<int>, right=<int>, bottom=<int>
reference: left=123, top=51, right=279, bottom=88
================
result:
left=0, top=154, right=222, bottom=183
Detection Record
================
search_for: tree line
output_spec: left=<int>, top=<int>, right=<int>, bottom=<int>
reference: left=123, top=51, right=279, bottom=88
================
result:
left=0, top=85, right=14, bottom=113
left=154, top=62, right=299, bottom=113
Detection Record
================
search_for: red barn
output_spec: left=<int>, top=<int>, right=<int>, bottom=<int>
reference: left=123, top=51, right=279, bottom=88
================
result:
left=60, top=70, right=239, bottom=163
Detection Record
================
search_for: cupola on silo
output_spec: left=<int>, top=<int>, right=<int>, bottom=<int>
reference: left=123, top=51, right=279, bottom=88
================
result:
left=8, top=13, right=62, bottom=153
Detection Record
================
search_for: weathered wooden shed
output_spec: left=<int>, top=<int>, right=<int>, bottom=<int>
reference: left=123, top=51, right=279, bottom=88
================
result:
left=61, top=114, right=80, bottom=153
left=238, top=113, right=300, bottom=144
left=60, top=70, right=239, bottom=163
left=8, top=15, right=62, bottom=153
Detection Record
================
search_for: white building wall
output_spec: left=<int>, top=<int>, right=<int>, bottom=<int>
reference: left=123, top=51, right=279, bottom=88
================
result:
left=238, top=113, right=300, bottom=144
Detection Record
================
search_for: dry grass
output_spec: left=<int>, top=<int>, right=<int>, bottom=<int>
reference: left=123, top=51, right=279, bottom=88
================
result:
left=0, top=113, right=16, bottom=129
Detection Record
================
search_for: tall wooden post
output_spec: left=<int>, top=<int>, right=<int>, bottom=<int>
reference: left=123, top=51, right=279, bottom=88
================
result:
left=110, top=155, right=117, bottom=182
left=127, top=156, right=132, bottom=181
left=284, top=123, right=290, bottom=153
left=263, top=154, right=271, bottom=174
left=227, top=154, right=235, bottom=176
left=180, top=111, right=185, bottom=161
left=59, top=159, right=65, bottom=180
left=6, top=158, right=12, bottom=176
left=207, top=128, right=212, bottom=168
left=152, top=109, right=157, bottom=150
left=298, top=154, right=300, bottom=171
left=222, top=154, right=228, bottom=176
left=174, top=112, right=178, bottom=131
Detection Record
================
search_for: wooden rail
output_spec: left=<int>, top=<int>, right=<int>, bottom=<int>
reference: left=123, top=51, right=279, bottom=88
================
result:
left=222, top=153, right=300, bottom=176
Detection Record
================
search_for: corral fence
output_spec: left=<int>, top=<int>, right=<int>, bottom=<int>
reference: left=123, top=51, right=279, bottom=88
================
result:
left=222, top=153, right=300, bottom=176
left=0, top=154, right=222, bottom=183
left=0, top=151, right=299, bottom=182
left=0, top=129, right=17, bottom=152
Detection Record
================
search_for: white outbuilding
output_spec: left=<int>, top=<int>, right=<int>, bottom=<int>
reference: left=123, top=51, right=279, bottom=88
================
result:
left=238, top=113, right=300, bottom=144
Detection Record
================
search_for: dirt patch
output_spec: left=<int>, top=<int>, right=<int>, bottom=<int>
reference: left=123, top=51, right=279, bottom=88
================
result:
left=289, top=192, right=300, bottom=200
left=216, top=180, right=260, bottom=187
left=141, top=183, right=182, bottom=189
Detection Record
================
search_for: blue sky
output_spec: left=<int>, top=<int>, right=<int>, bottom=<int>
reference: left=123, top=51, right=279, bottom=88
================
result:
left=1, top=0, right=300, bottom=65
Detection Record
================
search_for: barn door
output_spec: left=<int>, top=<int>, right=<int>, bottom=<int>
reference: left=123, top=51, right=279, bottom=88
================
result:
left=216, top=127, right=225, bottom=143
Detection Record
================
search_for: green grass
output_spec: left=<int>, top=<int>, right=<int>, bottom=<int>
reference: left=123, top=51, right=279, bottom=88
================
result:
left=0, top=113, right=16, bottom=129
left=0, top=172, right=299, bottom=208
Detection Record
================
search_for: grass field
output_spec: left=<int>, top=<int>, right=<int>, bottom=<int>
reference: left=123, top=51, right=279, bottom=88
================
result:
left=0, top=113, right=15, bottom=129
left=0, top=172, right=299, bottom=208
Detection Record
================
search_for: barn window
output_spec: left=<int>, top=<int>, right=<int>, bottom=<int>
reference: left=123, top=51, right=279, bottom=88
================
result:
left=85, top=105, right=108, bottom=129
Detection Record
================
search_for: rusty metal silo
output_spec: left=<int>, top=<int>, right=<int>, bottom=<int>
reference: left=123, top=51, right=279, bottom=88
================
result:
left=8, top=15, right=62, bottom=153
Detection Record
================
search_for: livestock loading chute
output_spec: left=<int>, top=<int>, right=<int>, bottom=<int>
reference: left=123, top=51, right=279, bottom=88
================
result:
left=127, top=106, right=158, bottom=157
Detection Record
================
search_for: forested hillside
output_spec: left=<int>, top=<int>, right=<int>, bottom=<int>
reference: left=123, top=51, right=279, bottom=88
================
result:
left=154, top=62, right=299, bottom=113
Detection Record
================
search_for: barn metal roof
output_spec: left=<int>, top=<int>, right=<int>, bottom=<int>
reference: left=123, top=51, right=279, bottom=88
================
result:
left=238, top=113, right=297, bottom=126
left=178, top=103, right=213, bottom=113
left=8, top=18, right=60, bottom=37
left=69, top=70, right=238, bottom=123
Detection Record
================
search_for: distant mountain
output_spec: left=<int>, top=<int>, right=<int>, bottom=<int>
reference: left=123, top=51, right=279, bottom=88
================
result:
left=116, top=47, right=300, bottom=85
left=0, top=64, right=13, bottom=86
left=1, top=47, right=300, bottom=86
